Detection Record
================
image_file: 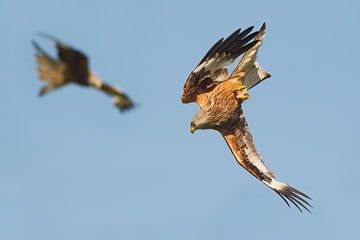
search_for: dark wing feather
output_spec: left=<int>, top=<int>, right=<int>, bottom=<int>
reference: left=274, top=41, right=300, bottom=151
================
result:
left=226, top=31, right=258, bottom=55
left=198, top=38, right=225, bottom=65
left=220, top=107, right=312, bottom=213
left=197, top=26, right=256, bottom=66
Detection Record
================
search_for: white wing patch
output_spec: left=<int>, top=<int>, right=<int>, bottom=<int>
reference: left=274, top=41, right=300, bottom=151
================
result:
left=194, top=54, right=234, bottom=74
left=263, top=179, right=287, bottom=191
left=242, top=61, right=270, bottom=89
left=242, top=134, right=274, bottom=178
left=230, top=23, right=270, bottom=89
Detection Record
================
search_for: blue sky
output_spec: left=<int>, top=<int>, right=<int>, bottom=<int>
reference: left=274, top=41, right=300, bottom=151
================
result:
left=1, top=0, right=359, bottom=239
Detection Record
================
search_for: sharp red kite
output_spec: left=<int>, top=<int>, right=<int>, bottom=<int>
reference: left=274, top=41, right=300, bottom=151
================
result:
left=181, top=23, right=312, bottom=213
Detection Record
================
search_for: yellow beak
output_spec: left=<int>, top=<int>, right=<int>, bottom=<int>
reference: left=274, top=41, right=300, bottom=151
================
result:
left=243, top=93, right=250, bottom=100
left=191, top=126, right=196, bottom=134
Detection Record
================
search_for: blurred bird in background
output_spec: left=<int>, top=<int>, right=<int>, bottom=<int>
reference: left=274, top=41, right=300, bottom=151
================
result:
left=32, top=35, right=134, bottom=112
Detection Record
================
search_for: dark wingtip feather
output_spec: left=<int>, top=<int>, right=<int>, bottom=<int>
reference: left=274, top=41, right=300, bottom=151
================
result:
left=36, top=32, right=71, bottom=51
left=260, top=22, right=266, bottom=32
left=275, top=184, right=312, bottom=213
left=32, top=40, right=47, bottom=55
left=197, top=25, right=258, bottom=66
left=198, top=37, right=224, bottom=65
left=276, top=192, right=290, bottom=208
left=32, top=40, right=40, bottom=50
left=236, top=26, right=254, bottom=40
left=289, top=186, right=312, bottom=200
left=114, top=96, right=136, bottom=113
left=38, top=87, right=47, bottom=97
left=37, top=32, right=60, bottom=43
left=115, top=102, right=135, bottom=113
left=216, top=28, right=242, bottom=54
left=283, top=195, right=303, bottom=213
left=230, top=40, right=258, bottom=58
left=288, top=194, right=312, bottom=213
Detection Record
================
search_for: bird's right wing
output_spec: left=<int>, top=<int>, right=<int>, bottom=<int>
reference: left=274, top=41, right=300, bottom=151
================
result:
left=220, top=107, right=312, bottom=213
left=181, top=26, right=259, bottom=105
left=230, top=23, right=271, bottom=90
left=88, top=72, right=134, bottom=112
left=102, top=83, right=134, bottom=112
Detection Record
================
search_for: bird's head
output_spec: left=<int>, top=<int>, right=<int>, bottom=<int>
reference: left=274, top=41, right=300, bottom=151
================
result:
left=190, top=111, right=210, bottom=133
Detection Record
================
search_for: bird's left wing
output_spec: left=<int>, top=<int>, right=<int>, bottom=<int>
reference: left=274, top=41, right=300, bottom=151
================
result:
left=181, top=26, right=259, bottom=105
left=230, top=23, right=271, bottom=90
left=220, top=108, right=312, bottom=213
left=32, top=40, right=67, bottom=96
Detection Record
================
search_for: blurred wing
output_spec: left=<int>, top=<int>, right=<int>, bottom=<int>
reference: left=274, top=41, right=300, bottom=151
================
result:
left=32, top=40, right=67, bottom=96
left=230, top=23, right=271, bottom=90
left=89, top=73, right=134, bottom=112
left=220, top=108, right=312, bottom=213
left=38, top=34, right=90, bottom=85
left=102, top=83, right=134, bottom=112
left=181, top=26, right=259, bottom=104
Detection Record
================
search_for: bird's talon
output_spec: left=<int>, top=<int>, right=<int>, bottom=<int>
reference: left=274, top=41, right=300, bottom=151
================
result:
left=238, top=85, right=247, bottom=91
left=234, top=89, right=250, bottom=102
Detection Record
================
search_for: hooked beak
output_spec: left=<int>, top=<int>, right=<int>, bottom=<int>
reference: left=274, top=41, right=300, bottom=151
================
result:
left=191, top=126, right=196, bottom=134
left=242, top=93, right=250, bottom=100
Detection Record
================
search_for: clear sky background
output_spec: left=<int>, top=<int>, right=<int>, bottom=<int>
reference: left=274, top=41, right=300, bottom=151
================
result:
left=1, top=0, right=359, bottom=239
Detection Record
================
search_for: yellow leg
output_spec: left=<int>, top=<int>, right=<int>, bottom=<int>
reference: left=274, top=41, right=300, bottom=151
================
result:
left=234, top=85, right=250, bottom=102
left=237, top=85, right=247, bottom=91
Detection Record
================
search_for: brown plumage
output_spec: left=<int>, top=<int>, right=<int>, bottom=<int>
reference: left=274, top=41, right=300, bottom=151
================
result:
left=183, top=24, right=312, bottom=213
left=32, top=34, right=134, bottom=112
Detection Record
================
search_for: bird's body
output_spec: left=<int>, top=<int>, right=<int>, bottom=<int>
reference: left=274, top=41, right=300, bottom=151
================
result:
left=33, top=35, right=134, bottom=112
left=194, top=79, right=243, bottom=130
left=183, top=23, right=312, bottom=212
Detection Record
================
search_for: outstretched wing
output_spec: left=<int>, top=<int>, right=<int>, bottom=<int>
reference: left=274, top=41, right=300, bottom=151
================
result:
left=38, top=33, right=90, bottom=85
left=230, top=23, right=271, bottom=90
left=88, top=72, right=134, bottom=112
left=32, top=40, right=67, bottom=96
left=220, top=108, right=312, bottom=213
left=100, top=83, right=134, bottom=112
left=181, top=26, right=259, bottom=105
